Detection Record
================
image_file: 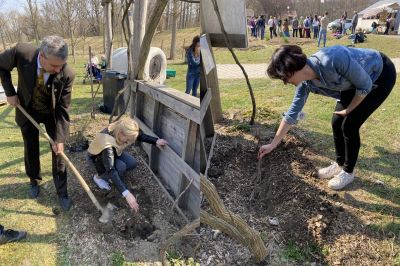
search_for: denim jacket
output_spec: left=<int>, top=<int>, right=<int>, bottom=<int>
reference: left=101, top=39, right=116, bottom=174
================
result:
left=187, top=49, right=200, bottom=75
left=284, top=45, right=383, bottom=125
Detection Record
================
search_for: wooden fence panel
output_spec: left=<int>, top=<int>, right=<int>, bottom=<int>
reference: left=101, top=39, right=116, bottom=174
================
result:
left=131, top=81, right=201, bottom=219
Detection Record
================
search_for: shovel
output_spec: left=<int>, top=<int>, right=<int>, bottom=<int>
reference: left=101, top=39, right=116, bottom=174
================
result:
left=16, top=104, right=115, bottom=223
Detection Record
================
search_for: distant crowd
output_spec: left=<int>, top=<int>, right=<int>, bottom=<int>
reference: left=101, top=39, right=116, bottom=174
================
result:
left=247, top=11, right=368, bottom=47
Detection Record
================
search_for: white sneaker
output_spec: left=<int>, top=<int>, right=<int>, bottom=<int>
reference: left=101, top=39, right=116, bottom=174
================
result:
left=93, top=175, right=111, bottom=190
left=328, top=170, right=355, bottom=190
left=318, top=162, right=342, bottom=179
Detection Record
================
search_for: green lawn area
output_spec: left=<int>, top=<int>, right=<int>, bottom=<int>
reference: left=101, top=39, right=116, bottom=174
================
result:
left=215, top=34, right=400, bottom=259
left=0, top=28, right=198, bottom=265
left=214, top=34, right=400, bottom=64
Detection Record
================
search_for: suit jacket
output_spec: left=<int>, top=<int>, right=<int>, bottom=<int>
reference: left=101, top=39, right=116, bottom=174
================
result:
left=0, top=43, right=75, bottom=143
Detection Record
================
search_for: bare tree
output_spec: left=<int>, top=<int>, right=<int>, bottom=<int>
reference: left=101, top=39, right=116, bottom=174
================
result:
left=25, top=0, right=40, bottom=44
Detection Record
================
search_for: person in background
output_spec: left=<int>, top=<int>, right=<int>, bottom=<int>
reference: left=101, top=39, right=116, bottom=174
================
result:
left=313, top=15, right=320, bottom=39
left=268, top=16, right=275, bottom=39
left=299, top=16, right=304, bottom=38
left=318, top=12, right=329, bottom=48
left=100, top=54, right=107, bottom=70
left=283, top=18, right=290, bottom=37
left=351, top=11, right=359, bottom=34
left=258, top=15, right=266, bottom=40
left=259, top=45, right=396, bottom=190
left=185, top=35, right=200, bottom=97
left=0, top=225, right=27, bottom=245
left=274, top=16, right=280, bottom=36
left=304, top=16, right=311, bottom=38
left=292, top=16, right=299, bottom=37
left=277, top=16, right=283, bottom=35
left=384, top=14, right=391, bottom=35
left=341, top=14, right=347, bottom=35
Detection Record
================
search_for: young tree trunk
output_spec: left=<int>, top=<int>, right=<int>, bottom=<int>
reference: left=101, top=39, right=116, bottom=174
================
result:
left=102, top=0, right=113, bottom=69
left=169, top=0, right=178, bottom=60
left=131, top=0, right=148, bottom=77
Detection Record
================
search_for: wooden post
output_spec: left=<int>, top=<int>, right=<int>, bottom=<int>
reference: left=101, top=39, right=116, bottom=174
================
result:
left=200, top=34, right=223, bottom=123
left=102, top=0, right=113, bottom=69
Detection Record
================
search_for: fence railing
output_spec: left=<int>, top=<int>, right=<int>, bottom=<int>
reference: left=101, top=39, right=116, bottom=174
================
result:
left=131, top=80, right=200, bottom=219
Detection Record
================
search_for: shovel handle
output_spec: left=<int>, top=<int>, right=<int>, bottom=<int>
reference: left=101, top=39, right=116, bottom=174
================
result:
left=16, top=104, right=104, bottom=212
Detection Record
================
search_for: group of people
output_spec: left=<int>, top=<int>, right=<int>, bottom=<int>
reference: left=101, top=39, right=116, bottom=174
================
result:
left=0, top=35, right=169, bottom=244
left=248, top=13, right=331, bottom=48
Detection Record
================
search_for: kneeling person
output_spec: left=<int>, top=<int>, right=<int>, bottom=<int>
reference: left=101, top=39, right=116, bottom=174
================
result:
left=87, top=117, right=168, bottom=212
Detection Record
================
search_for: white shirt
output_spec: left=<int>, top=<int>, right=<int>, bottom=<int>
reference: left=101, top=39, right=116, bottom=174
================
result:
left=37, top=54, right=50, bottom=84
left=313, top=20, right=320, bottom=27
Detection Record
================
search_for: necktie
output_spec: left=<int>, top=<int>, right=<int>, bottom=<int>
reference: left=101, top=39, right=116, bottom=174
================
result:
left=38, top=68, right=45, bottom=86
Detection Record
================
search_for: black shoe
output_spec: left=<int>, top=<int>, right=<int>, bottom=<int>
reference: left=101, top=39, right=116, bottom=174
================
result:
left=30, top=183, right=40, bottom=199
left=59, top=196, right=72, bottom=211
left=0, top=229, right=27, bottom=245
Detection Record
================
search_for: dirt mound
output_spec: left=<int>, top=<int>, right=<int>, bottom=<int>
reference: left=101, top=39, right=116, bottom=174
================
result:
left=200, top=121, right=396, bottom=265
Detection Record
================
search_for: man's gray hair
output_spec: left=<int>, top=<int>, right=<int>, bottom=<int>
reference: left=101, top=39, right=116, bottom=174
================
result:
left=40, top=35, right=68, bottom=60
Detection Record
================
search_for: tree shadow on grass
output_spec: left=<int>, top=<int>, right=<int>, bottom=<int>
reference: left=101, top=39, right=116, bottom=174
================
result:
left=0, top=105, right=16, bottom=128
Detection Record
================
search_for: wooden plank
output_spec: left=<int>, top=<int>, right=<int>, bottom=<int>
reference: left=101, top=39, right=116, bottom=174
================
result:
left=200, top=88, right=212, bottom=123
left=178, top=119, right=198, bottom=208
left=193, top=127, right=201, bottom=173
left=149, top=100, right=161, bottom=172
left=135, top=90, right=145, bottom=119
left=142, top=94, right=155, bottom=128
left=202, top=34, right=222, bottom=122
left=134, top=116, right=200, bottom=191
left=144, top=81, right=200, bottom=109
left=186, top=185, right=200, bottom=218
left=200, top=136, right=207, bottom=174
left=137, top=82, right=200, bottom=124
left=159, top=107, right=186, bottom=157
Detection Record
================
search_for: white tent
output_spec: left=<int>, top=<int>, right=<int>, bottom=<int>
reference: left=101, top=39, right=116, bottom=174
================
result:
left=357, top=0, right=400, bottom=34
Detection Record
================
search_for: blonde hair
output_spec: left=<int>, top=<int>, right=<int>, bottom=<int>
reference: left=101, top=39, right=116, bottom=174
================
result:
left=108, top=117, right=139, bottom=142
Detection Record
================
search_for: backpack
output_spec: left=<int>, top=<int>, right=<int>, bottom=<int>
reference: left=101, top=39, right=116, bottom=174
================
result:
left=304, top=19, right=310, bottom=28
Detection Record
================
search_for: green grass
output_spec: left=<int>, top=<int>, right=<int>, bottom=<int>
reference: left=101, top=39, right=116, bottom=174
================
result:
left=0, top=27, right=199, bottom=265
left=281, top=240, right=324, bottom=263
left=214, top=34, right=400, bottom=64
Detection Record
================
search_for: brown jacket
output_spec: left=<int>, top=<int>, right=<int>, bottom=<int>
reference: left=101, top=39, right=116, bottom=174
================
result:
left=0, top=43, right=75, bottom=143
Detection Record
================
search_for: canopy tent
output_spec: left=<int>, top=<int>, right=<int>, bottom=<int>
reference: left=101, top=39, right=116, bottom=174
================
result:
left=360, top=1, right=400, bottom=18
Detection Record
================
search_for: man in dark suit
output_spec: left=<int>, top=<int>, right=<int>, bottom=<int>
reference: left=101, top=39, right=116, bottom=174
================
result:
left=0, top=35, right=75, bottom=210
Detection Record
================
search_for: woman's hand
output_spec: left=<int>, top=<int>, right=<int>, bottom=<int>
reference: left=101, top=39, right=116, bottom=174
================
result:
left=333, top=109, right=348, bottom=117
left=156, top=139, right=168, bottom=148
left=125, top=192, right=139, bottom=212
left=258, top=143, right=276, bottom=160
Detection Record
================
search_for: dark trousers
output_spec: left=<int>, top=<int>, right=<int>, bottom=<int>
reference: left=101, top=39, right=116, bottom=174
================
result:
left=332, top=53, right=396, bottom=173
left=313, top=26, right=319, bottom=39
left=292, top=29, right=298, bottom=37
left=21, top=113, right=68, bottom=197
left=299, top=28, right=303, bottom=38
left=269, top=27, right=274, bottom=39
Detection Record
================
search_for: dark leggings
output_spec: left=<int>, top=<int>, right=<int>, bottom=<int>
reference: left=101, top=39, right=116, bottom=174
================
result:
left=332, top=53, right=396, bottom=173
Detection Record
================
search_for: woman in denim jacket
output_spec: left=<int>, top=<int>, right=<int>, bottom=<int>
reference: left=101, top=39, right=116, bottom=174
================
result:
left=258, top=45, right=396, bottom=190
left=185, top=35, right=200, bottom=97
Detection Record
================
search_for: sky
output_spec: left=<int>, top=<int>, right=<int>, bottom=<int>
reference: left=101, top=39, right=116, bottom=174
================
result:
left=1, top=0, right=28, bottom=13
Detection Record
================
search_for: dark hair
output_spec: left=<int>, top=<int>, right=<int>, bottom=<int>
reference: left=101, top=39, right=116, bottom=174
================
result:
left=267, top=45, right=307, bottom=84
left=189, top=35, right=200, bottom=52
